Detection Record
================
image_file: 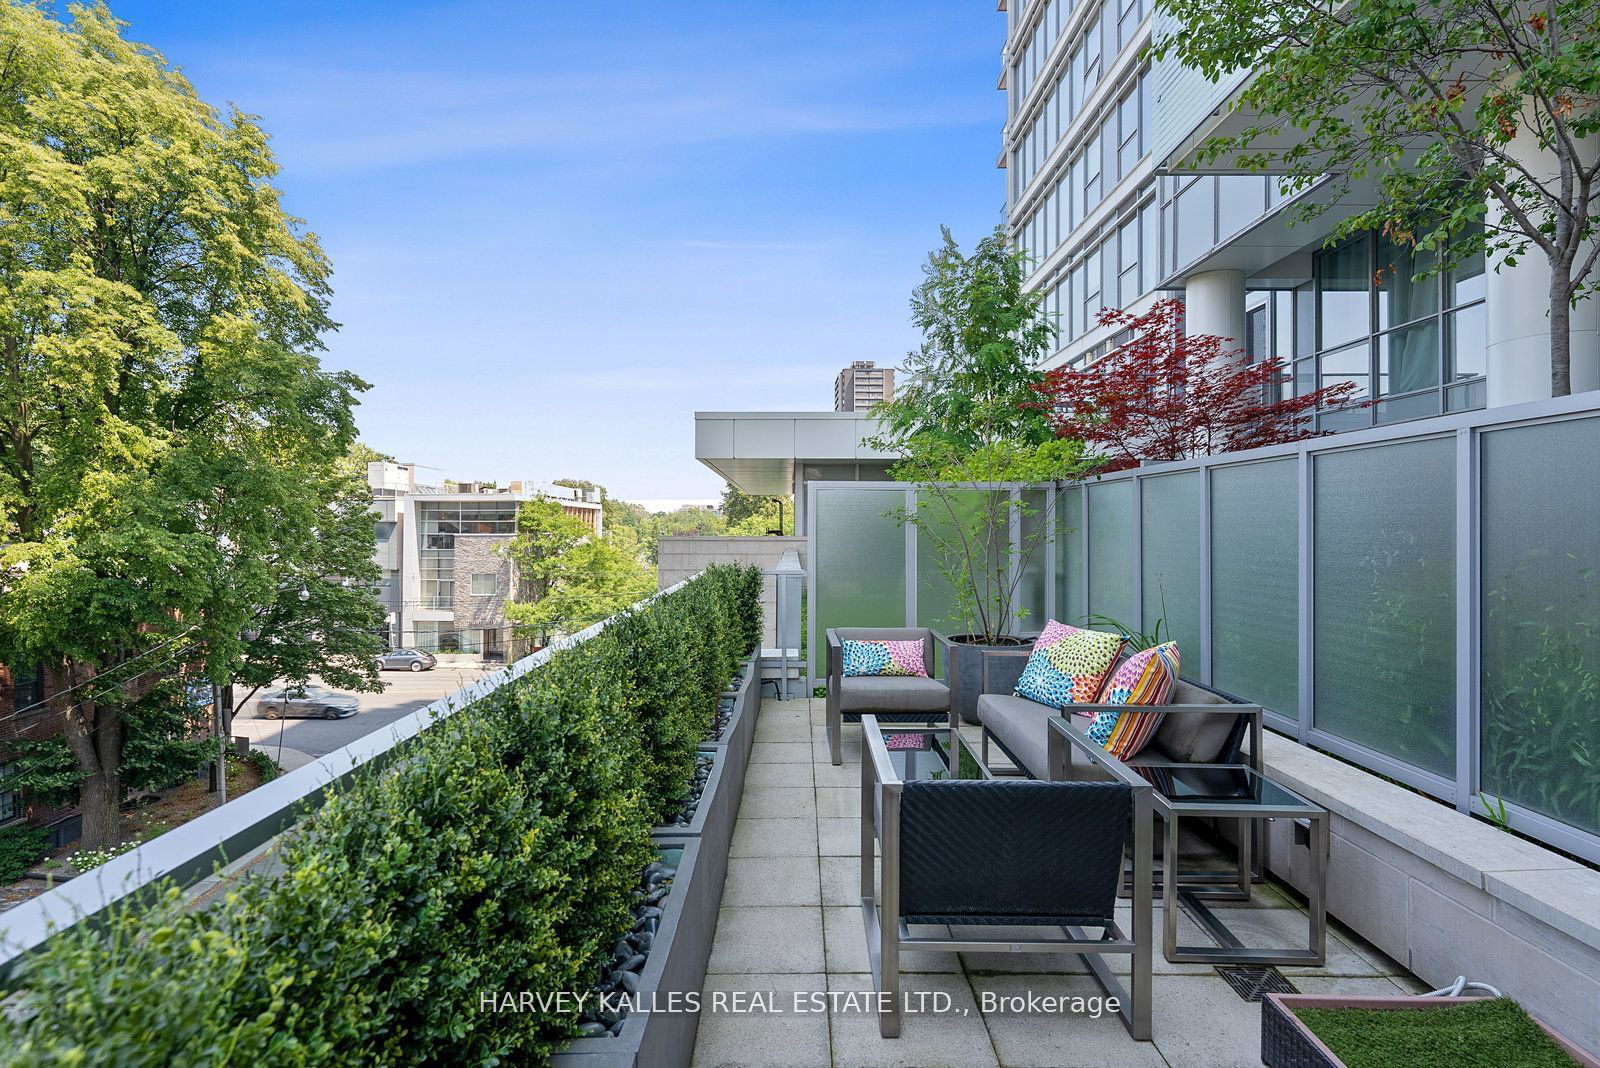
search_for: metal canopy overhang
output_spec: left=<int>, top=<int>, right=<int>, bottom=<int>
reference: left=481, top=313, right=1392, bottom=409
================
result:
left=694, top=411, right=893, bottom=496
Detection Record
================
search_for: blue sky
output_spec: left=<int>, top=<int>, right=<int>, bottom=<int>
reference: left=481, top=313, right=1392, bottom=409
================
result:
left=111, top=0, right=1006, bottom=503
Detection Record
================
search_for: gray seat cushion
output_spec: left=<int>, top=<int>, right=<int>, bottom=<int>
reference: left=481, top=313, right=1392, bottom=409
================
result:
left=839, top=675, right=950, bottom=713
left=976, top=694, right=1058, bottom=778
left=1147, top=680, right=1238, bottom=764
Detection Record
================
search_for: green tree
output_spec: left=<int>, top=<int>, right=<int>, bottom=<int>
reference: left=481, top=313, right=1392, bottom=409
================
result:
left=720, top=485, right=794, bottom=534
left=502, top=498, right=591, bottom=609
left=0, top=3, right=374, bottom=848
left=1151, top=0, right=1600, bottom=395
left=507, top=537, right=657, bottom=636
left=865, top=226, right=1091, bottom=642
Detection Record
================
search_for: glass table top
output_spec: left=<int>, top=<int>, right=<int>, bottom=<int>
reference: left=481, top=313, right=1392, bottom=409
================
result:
left=1130, top=763, right=1314, bottom=811
left=877, top=728, right=987, bottom=782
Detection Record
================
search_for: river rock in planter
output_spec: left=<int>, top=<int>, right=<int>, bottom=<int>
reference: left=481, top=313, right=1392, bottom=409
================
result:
left=574, top=860, right=678, bottom=1038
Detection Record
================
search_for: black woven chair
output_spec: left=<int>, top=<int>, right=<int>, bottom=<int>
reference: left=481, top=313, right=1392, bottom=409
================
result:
left=860, top=715, right=1154, bottom=1041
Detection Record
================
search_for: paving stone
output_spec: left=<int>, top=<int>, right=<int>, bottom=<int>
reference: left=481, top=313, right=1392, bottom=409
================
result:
left=1147, top=973, right=1269, bottom=1068
left=754, top=720, right=813, bottom=744
left=722, top=856, right=821, bottom=907
left=751, top=742, right=812, bottom=765
left=708, top=907, right=824, bottom=974
left=747, top=762, right=814, bottom=788
left=740, top=787, right=817, bottom=819
left=731, top=817, right=818, bottom=858
left=818, top=816, right=868, bottom=857
left=1290, top=975, right=1422, bottom=997
left=814, top=760, right=865, bottom=788
left=693, top=973, right=831, bottom=1068
left=971, top=973, right=1166, bottom=1067
left=821, top=855, right=867, bottom=907
left=823, top=906, right=960, bottom=974
left=825, top=972, right=999, bottom=1067
left=817, top=787, right=861, bottom=819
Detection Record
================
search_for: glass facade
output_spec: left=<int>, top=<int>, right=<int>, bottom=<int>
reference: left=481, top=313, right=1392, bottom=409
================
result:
left=417, top=501, right=517, bottom=609
left=1291, top=233, right=1487, bottom=427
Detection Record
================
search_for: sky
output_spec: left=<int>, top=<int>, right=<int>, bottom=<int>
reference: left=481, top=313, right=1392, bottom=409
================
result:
left=109, top=0, right=1006, bottom=504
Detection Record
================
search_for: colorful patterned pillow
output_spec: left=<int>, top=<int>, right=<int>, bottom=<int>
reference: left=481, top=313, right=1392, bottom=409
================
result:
left=1086, top=642, right=1181, bottom=759
left=841, top=639, right=929, bottom=678
left=1012, top=620, right=1124, bottom=709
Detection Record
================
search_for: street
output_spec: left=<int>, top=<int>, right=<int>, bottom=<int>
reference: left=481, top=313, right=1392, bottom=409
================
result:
left=231, top=660, right=495, bottom=766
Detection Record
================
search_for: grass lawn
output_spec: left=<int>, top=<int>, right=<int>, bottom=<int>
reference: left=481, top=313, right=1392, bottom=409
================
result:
left=1295, top=997, right=1579, bottom=1068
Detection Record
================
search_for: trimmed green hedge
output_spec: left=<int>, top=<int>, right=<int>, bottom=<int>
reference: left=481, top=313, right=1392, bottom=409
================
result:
left=0, top=565, right=760, bottom=1066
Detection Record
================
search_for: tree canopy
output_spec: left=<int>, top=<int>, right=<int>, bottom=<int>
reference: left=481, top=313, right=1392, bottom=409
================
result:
left=0, top=1, right=378, bottom=847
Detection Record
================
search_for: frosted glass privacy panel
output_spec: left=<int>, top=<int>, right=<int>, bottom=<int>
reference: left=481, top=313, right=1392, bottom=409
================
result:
left=1481, top=416, right=1600, bottom=836
left=1313, top=438, right=1456, bottom=777
left=1056, top=486, right=1086, bottom=626
left=1211, top=459, right=1298, bottom=721
left=1087, top=479, right=1137, bottom=632
left=813, top=488, right=907, bottom=675
left=1140, top=471, right=1201, bottom=660
left=916, top=489, right=1007, bottom=639
left=1019, top=489, right=1049, bottom=635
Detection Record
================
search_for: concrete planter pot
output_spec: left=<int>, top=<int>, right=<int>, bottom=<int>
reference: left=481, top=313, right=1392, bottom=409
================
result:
left=945, top=636, right=1028, bottom=725
left=708, top=652, right=758, bottom=770
left=650, top=747, right=739, bottom=901
left=1260, top=994, right=1600, bottom=1068
left=552, top=837, right=719, bottom=1068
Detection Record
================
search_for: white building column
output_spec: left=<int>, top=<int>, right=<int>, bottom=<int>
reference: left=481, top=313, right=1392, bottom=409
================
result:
left=1486, top=125, right=1600, bottom=405
left=1183, top=269, right=1248, bottom=345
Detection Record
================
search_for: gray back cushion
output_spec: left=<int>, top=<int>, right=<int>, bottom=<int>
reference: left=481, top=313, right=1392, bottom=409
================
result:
left=1149, top=680, right=1238, bottom=764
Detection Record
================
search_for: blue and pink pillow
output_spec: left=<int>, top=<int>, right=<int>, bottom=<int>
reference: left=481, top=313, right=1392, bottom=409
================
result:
left=1013, top=620, right=1124, bottom=709
left=1085, top=642, right=1181, bottom=758
left=842, top=639, right=929, bottom=678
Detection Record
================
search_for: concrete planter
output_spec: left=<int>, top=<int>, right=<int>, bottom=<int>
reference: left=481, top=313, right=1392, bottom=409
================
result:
left=650, top=747, right=739, bottom=901
left=708, top=652, right=759, bottom=771
left=552, top=837, right=718, bottom=1068
left=1261, top=994, right=1600, bottom=1068
left=945, top=637, right=1028, bottom=725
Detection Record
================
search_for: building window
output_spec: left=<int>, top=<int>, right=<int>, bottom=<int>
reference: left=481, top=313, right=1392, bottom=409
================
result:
left=12, top=664, right=44, bottom=712
left=1296, top=230, right=1486, bottom=428
left=0, top=764, right=19, bottom=824
left=470, top=573, right=498, bottom=597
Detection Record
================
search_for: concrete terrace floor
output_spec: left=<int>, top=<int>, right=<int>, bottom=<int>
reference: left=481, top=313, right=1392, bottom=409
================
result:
left=691, top=697, right=1428, bottom=1068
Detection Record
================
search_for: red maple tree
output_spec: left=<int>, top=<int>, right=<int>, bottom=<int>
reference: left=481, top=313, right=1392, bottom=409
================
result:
left=1031, top=299, right=1364, bottom=472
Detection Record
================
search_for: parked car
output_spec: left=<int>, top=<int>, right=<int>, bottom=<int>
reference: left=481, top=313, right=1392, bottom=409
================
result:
left=375, top=648, right=437, bottom=672
left=255, top=685, right=360, bottom=720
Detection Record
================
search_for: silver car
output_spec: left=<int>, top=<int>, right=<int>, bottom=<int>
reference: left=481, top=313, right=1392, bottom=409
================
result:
left=375, top=648, right=437, bottom=672
left=255, top=685, right=360, bottom=720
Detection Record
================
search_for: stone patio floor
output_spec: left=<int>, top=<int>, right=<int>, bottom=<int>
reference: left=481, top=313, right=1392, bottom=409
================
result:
left=691, top=697, right=1427, bottom=1068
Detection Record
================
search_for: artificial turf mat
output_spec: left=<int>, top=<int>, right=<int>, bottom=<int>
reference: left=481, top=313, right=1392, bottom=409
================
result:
left=1293, top=997, right=1578, bottom=1068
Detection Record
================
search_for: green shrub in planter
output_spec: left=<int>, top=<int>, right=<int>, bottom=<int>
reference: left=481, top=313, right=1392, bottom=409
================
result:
left=0, top=567, right=761, bottom=1066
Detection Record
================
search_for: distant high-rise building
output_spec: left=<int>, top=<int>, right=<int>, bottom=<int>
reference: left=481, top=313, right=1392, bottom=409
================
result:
left=833, top=360, right=895, bottom=412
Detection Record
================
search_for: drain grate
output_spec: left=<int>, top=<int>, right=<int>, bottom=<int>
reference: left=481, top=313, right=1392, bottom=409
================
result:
left=1215, top=965, right=1297, bottom=1002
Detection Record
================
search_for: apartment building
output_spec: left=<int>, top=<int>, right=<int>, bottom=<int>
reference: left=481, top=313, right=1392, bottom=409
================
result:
left=833, top=360, right=895, bottom=412
left=1000, top=0, right=1597, bottom=423
left=367, top=463, right=603, bottom=660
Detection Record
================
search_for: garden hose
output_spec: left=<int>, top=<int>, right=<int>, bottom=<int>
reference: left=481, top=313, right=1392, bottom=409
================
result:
left=1423, top=976, right=1504, bottom=998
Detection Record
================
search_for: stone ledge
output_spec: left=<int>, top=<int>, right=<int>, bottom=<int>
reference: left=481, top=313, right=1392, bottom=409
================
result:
left=1262, top=732, right=1598, bottom=954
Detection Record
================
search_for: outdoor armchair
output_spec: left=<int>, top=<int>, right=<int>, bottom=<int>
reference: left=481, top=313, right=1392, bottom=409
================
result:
left=825, top=627, right=952, bottom=765
left=860, top=715, right=1154, bottom=1041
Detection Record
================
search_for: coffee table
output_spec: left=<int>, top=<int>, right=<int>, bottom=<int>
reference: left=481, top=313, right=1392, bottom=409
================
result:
left=1046, top=716, right=1328, bottom=968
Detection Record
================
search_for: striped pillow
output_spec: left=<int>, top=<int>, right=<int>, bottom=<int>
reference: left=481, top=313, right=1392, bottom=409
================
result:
left=1085, top=642, right=1180, bottom=759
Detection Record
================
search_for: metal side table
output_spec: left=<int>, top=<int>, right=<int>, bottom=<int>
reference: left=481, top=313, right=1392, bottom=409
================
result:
left=1048, top=716, right=1328, bottom=968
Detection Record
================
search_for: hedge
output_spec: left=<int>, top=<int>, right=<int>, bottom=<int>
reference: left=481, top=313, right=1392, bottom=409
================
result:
left=0, top=564, right=761, bottom=1066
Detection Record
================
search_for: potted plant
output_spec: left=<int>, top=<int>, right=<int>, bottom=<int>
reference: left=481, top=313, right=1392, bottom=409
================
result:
left=866, top=226, right=1092, bottom=723
left=1261, top=991, right=1600, bottom=1068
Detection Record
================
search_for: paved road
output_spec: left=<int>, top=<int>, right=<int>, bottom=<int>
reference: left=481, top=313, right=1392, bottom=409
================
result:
left=231, top=662, right=494, bottom=760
